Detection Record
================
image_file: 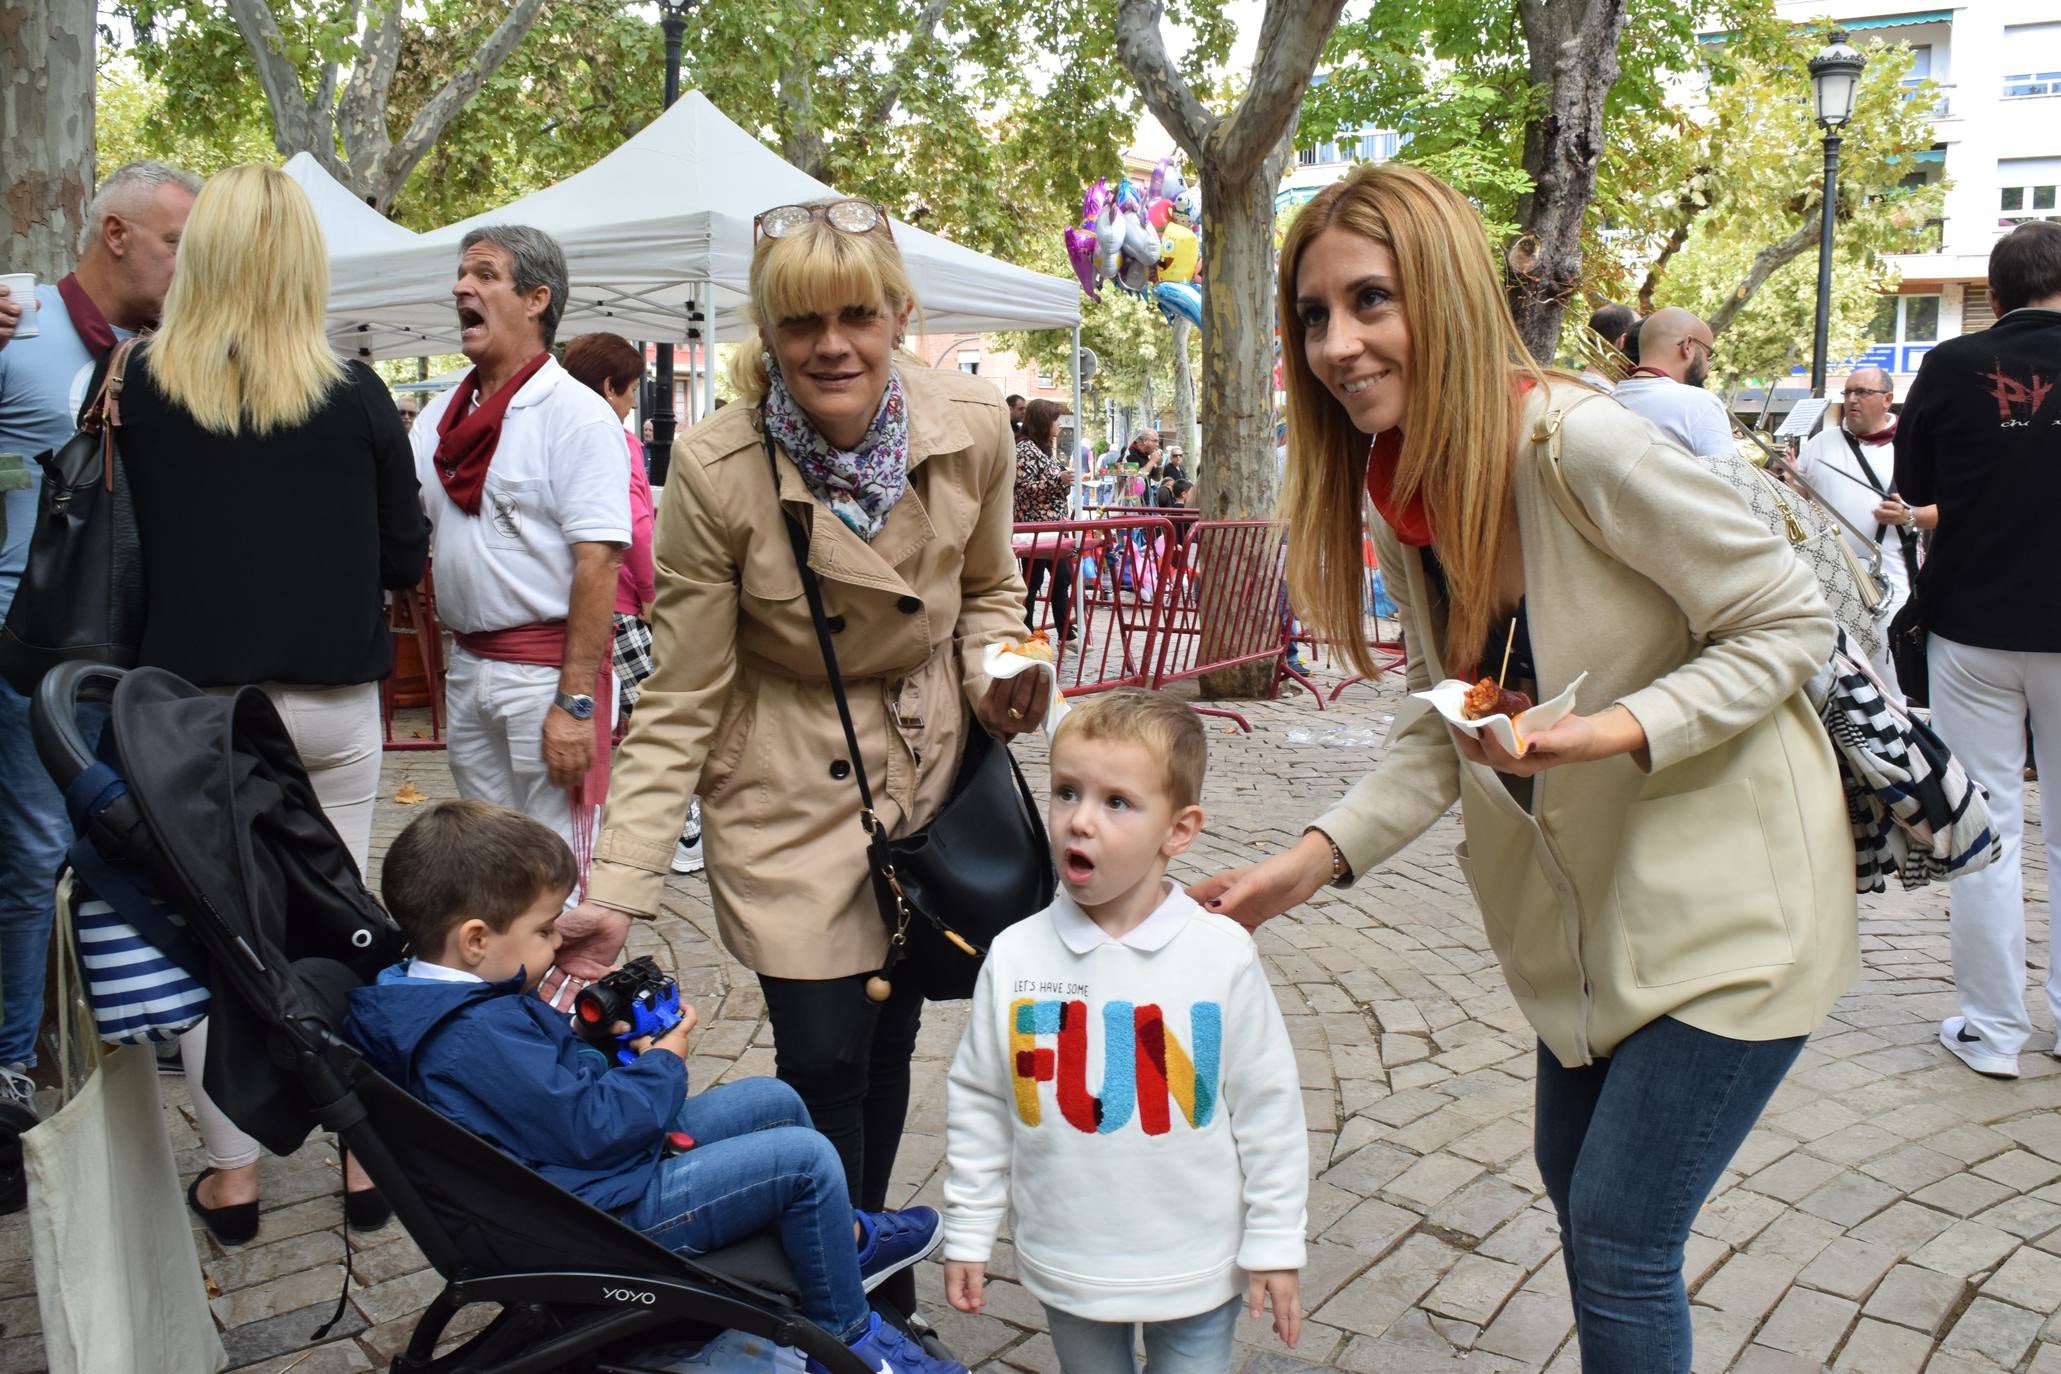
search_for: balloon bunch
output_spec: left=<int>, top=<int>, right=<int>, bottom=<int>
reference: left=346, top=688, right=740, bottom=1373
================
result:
left=1063, top=158, right=1203, bottom=328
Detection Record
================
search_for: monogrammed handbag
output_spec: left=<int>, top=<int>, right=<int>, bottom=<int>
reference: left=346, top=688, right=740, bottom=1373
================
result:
left=1686, top=451, right=1886, bottom=659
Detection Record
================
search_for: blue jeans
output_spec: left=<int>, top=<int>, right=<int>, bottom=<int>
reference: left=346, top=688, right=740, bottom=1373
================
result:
left=0, top=677, right=72, bottom=1066
left=618, top=1077, right=869, bottom=1343
left=1041, top=1295, right=1242, bottom=1374
left=1535, top=1016, right=1805, bottom=1373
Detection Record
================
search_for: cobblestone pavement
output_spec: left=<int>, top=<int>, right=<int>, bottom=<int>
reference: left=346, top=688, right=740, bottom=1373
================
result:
left=4, top=668, right=2058, bottom=1373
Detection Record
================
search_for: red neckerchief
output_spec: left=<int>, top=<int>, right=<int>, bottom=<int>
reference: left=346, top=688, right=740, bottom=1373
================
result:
left=1625, top=365, right=1672, bottom=381
left=433, top=351, right=552, bottom=516
left=57, top=274, right=118, bottom=357
left=1362, top=379, right=1539, bottom=548
left=1853, top=418, right=1896, bottom=447
left=1363, top=430, right=1432, bottom=546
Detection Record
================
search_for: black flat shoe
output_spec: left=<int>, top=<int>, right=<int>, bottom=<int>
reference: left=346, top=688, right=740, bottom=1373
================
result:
left=344, top=1184, right=391, bottom=1231
left=187, top=1169, right=259, bottom=1246
left=338, top=1149, right=392, bottom=1231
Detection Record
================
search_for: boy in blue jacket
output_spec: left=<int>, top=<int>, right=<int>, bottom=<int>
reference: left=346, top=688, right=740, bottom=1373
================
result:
left=346, top=800, right=962, bottom=1374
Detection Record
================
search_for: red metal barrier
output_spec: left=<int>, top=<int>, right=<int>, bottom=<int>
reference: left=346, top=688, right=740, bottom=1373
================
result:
left=1320, top=515, right=1407, bottom=701
left=1145, top=519, right=1322, bottom=730
left=1014, top=515, right=1181, bottom=700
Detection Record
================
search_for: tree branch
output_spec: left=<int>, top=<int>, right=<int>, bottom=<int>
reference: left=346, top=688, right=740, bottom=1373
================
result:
left=225, top=0, right=327, bottom=163
left=337, top=0, right=405, bottom=161
left=379, top=0, right=547, bottom=204
left=311, top=0, right=357, bottom=127
left=1707, top=212, right=1823, bottom=336
left=864, top=0, right=949, bottom=133
left=1113, top=0, right=1220, bottom=163
left=1214, top=0, right=1347, bottom=179
left=777, top=0, right=829, bottom=180
left=1636, top=164, right=1712, bottom=313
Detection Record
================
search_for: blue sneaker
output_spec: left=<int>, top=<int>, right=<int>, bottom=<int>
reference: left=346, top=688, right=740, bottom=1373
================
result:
left=809, top=1311, right=967, bottom=1374
left=853, top=1206, right=942, bottom=1293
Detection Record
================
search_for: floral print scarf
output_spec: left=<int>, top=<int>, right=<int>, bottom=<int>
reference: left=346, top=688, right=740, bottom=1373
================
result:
left=761, top=355, right=909, bottom=541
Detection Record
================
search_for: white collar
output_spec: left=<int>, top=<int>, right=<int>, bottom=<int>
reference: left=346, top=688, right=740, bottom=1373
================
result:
left=1050, top=879, right=1197, bottom=954
left=464, top=354, right=562, bottom=415
left=405, top=957, right=484, bottom=983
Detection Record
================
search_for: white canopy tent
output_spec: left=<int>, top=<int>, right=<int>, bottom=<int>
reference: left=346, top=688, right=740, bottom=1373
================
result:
left=320, top=93, right=1082, bottom=425
left=279, top=153, right=447, bottom=361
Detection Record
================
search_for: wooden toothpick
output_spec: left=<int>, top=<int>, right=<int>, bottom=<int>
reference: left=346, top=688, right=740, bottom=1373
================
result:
left=1497, top=617, right=1518, bottom=689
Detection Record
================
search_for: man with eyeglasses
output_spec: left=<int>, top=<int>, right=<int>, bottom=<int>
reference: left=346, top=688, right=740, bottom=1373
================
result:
left=1611, top=306, right=1735, bottom=458
left=1792, top=365, right=1931, bottom=703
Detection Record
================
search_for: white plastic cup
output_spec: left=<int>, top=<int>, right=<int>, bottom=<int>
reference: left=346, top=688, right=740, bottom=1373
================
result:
left=0, top=273, right=38, bottom=340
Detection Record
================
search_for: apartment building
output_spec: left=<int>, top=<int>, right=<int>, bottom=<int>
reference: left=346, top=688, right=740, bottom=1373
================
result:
left=1771, top=1, right=2061, bottom=387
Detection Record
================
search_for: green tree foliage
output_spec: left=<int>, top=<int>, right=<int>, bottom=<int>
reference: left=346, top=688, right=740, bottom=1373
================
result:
left=677, top=0, right=1231, bottom=262
left=113, top=0, right=650, bottom=226
left=110, top=0, right=1229, bottom=264
left=1631, top=35, right=1945, bottom=384
left=1292, top=0, right=1946, bottom=373
left=96, top=56, right=276, bottom=179
left=1301, top=0, right=1756, bottom=243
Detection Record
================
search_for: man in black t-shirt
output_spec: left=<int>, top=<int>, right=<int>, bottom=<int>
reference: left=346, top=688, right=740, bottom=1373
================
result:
left=1896, top=220, right=2061, bottom=1081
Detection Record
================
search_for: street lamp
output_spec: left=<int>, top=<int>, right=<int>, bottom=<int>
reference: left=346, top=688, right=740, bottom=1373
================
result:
left=1808, top=30, right=1866, bottom=396
left=647, top=0, right=696, bottom=484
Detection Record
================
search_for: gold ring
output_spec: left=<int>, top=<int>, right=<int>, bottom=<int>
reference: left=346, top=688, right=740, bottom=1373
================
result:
left=1007, top=707, right=1024, bottom=720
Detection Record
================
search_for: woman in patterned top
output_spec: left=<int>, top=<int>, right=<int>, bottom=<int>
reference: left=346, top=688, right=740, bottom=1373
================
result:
left=1014, top=397, right=1076, bottom=640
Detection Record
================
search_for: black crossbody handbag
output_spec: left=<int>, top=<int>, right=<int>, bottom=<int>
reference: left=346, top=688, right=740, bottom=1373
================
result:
left=0, top=337, right=146, bottom=694
left=765, top=429, right=1054, bottom=1001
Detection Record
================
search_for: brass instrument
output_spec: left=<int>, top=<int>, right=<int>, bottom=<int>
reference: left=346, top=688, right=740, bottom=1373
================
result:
left=1567, top=325, right=1634, bottom=384
left=1572, top=322, right=1888, bottom=589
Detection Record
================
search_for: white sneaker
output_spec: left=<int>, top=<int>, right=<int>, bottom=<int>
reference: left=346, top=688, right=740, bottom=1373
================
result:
left=1940, top=1016, right=2019, bottom=1079
left=670, top=799, right=705, bottom=875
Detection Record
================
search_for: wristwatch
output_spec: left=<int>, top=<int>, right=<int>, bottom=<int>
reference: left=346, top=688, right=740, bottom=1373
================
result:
left=552, top=690, right=597, bottom=721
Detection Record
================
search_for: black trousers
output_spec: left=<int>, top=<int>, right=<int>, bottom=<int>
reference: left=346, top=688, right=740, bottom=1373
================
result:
left=1023, top=554, right=1073, bottom=636
left=757, top=969, right=926, bottom=1314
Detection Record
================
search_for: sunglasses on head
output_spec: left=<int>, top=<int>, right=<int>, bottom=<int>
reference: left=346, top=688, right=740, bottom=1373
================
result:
left=754, top=200, right=893, bottom=245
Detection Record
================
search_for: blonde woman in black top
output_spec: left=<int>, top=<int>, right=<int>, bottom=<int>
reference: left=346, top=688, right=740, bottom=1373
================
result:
left=118, top=163, right=429, bottom=1244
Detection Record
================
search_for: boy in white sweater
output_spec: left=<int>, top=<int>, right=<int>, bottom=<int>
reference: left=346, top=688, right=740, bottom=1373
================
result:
left=942, top=689, right=1307, bottom=1372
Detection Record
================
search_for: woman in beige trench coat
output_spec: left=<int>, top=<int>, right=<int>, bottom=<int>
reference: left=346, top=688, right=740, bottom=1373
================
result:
left=1191, top=165, right=1858, bottom=1372
left=557, top=200, right=1046, bottom=1317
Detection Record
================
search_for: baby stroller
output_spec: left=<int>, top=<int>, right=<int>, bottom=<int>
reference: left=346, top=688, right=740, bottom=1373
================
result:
left=32, top=662, right=878, bottom=1374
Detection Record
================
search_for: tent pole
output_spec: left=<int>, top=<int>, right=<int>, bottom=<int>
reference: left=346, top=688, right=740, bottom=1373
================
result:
left=1070, top=324, right=1083, bottom=515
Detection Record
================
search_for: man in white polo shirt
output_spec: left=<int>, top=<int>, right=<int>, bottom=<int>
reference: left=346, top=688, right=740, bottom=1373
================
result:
left=1792, top=365, right=1932, bottom=703
left=413, top=225, right=628, bottom=856
left=1613, top=306, right=1735, bottom=457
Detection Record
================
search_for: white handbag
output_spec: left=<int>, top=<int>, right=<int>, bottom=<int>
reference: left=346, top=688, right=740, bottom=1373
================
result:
left=26, top=875, right=226, bottom=1374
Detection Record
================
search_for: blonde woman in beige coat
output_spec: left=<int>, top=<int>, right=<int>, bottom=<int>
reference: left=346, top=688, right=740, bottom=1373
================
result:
left=1191, top=165, right=1859, bottom=1371
left=555, top=200, right=1045, bottom=1316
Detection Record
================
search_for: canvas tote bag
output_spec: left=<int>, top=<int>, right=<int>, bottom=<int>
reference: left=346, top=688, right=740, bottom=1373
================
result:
left=25, top=874, right=226, bottom=1374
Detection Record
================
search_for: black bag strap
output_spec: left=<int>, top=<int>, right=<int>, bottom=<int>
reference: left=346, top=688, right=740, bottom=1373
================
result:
left=762, top=423, right=883, bottom=830
left=1838, top=428, right=1921, bottom=587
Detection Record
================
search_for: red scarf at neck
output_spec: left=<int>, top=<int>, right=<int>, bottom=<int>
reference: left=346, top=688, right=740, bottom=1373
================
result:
left=433, top=352, right=552, bottom=516
left=57, top=274, right=118, bottom=357
left=1362, top=379, right=1538, bottom=548
left=1625, top=365, right=1673, bottom=382
left=1364, top=430, right=1433, bottom=546
left=1852, top=418, right=1896, bottom=447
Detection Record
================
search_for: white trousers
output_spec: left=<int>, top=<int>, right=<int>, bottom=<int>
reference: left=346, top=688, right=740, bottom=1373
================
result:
left=186, top=681, right=381, bottom=1171
left=1928, top=635, right=2061, bottom=1059
left=444, top=645, right=607, bottom=852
